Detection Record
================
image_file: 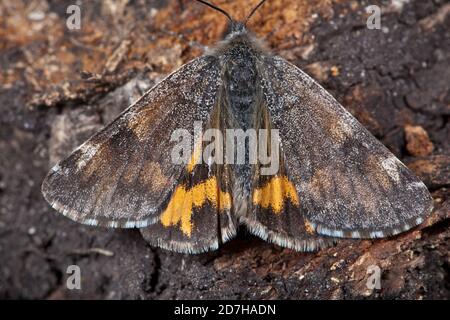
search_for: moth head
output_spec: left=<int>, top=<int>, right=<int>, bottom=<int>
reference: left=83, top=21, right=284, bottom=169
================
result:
left=224, top=21, right=248, bottom=39
left=195, top=0, right=267, bottom=37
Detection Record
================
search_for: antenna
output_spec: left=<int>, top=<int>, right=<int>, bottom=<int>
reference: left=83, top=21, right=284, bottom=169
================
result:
left=194, top=0, right=233, bottom=22
left=244, top=0, right=267, bottom=25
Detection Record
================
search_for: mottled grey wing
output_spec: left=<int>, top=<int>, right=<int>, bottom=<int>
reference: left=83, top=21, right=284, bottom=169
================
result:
left=260, top=56, right=433, bottom=238
left=42, top=56, right=221, bottom=228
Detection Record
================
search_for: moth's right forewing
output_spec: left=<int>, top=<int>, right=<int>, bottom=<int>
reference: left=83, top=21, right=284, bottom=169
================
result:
left=42, top=56, right=221, bottom=228
left=260, top=56, right=433, bottom=238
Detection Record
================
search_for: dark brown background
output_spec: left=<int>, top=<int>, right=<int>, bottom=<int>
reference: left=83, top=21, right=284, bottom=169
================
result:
left=0, top=0, right=449, bottom=299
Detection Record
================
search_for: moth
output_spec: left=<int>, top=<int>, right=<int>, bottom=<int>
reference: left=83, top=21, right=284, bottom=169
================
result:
left=42, top=0, right=433, bottom=254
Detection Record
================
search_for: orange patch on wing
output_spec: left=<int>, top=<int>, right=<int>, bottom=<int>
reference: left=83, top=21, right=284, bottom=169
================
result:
left=252, top=176, right=300, bottom=214
left=160, top=177, right=231, bottom=236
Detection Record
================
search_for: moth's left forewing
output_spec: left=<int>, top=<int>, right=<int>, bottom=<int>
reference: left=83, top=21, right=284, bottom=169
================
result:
left=259, top=55, right=433, bottom=238
left=42, top=56, right=222, bottom=228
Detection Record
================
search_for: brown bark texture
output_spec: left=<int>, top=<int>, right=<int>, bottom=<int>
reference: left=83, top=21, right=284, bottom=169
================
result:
left=0, top=0, right=449, bottom=299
